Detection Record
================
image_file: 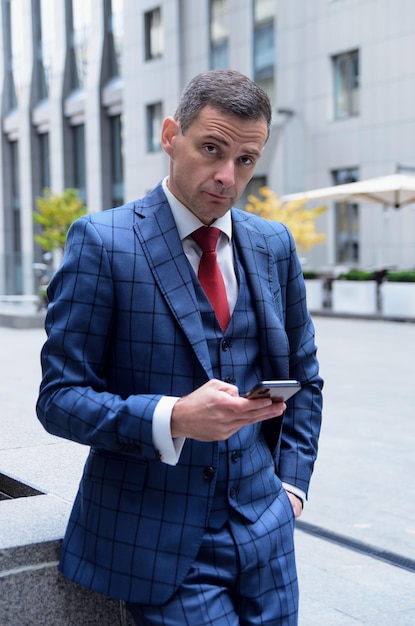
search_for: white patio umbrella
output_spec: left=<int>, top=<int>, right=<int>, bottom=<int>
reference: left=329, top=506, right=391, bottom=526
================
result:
left=281, top=174, right=415, bottom=209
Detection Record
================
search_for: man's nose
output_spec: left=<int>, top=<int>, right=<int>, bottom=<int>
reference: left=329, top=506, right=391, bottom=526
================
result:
left=214, top=160, right=235, bottom=187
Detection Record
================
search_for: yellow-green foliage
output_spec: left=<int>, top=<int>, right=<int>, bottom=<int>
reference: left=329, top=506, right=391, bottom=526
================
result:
left=33, top=188, right=87, bottom=252
left=245, top=186, right=327, bottom=252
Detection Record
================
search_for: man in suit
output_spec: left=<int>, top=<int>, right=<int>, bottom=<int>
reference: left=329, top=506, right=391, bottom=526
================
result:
left=37, top=69, right=323, bottom=625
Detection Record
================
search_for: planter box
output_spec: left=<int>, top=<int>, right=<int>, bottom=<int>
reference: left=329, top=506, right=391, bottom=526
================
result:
left=332, top=280, right=378, bottom=315
left=304, top=279, right=324, bottom=311
left=381, top=282, right=415, bottom=318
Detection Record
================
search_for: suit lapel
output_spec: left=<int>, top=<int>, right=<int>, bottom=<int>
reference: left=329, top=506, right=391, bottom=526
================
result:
left=133, top=188, right=214, bottom=377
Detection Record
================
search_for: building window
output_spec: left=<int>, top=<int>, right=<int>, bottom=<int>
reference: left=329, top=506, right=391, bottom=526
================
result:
left=253, top=0, right=275, bottom=105
left=144, top=7, right=163, bottom=60
left=69, top=0, right=91, bottom=89
left=72, top=124, right=86, bottom=202
left=4, top=0, right=24, bottom=110
left=39, top=133, right=50, bottom=191
left=333, top=50, right=359, bottom=119
left=210, top=0, right=229, bottom=69
left=332, top=168, right=359, bottom=264
left=237, top=175, right=267, bottom=211
left=6, top=140, right=22, bottom=293
left=105, top=0, right=123, bottom=78
left=3, top=1, right=16, bottom=111
left=34, top=0, right=54, bottom=101
left=146, top=102, right=163, bottom=152
left=110, top=115, right=124, bottom=206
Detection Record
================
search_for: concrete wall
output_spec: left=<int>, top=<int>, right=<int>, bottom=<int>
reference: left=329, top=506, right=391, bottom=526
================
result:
left=0, top=539, right=135, bottom=625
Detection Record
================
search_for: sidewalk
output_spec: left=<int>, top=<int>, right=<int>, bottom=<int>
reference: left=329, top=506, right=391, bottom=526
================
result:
left=296, top=316, right=415, bottom=625
left=0, top=317, right=414, bottom=624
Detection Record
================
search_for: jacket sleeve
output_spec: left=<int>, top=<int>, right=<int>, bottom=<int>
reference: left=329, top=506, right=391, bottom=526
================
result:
left=36, top=217, right=160, bottom=460
left=273, top=224, right=324, bottom=497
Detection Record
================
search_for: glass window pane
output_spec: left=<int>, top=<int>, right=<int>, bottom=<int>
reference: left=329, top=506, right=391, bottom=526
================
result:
left=332, top=168, right=360, bottom=263
left=39, top=133, right=50, bottom=190
left=145, top=8, right=163, bottom=60
left=211, top=39, right=229, bottom=69
left=333, top=50, right=359, bottom=119
left=350, top=52, right=359, bottom=115
left=10, top=0, right=24, bottom=106
left=3, top=0, right=17, bottom=109
left=211, top=0, right=228, bottom=41
left=7, top=140, right=23, bottom=293
left=37, top=0, right=55, bottom=98
left=253, top=3, right=275, bottom=102
left=333, top=56, right=347, bottom=118
left=146, top=103, right=162, bottom=152
left=210, top=0, right=228, bottom=68
left=11, top=140, right=20, bottom=211
left=254, top=20, right=274, bottom=79
left=70, top=0, right=91, bottom=88
left=236, top=175, right=267, bottom=211
left=73, top=125, right=86, bottom=202
left=110, top=115, right=124, bottom=206
left=107, top=0, right=123, bottom=77
left=335, top=203, right=359, bottom=263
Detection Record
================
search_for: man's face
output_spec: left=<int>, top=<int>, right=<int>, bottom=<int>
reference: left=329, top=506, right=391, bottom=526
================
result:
left=161, top=105, right=268, bottom=225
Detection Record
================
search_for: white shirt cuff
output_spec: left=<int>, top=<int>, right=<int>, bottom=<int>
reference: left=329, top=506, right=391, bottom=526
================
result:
left=152, top=396, right=185, bottom=466
left=282, top=482, right=306, bottom=504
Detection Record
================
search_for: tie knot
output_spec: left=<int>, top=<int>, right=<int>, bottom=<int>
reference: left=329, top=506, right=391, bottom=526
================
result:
left=192, top=226, right=221, bottom=253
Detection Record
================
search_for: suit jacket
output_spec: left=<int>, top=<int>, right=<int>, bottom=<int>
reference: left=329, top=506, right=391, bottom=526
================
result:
left=36, top=181, right=323, bottom=604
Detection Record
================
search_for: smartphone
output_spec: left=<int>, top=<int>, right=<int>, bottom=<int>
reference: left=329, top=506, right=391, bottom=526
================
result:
left=245, top=380, right=301, bottom=402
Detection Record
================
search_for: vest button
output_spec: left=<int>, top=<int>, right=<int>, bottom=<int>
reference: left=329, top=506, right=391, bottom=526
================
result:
left=231, top=451, right=240, bottom=462
left=229, top=487, right=239, bottom=499
left=224, top=376, right=235, bottom=385
left=203, top=466, right=215, bottom=481
left=221, top=339, right=230, bottom=351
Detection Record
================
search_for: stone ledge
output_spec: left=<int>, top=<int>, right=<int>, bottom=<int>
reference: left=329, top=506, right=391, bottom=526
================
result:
left=0, top=494, right=72, bottom=550
left=0, top=310, right=45, bottom=329
left=0, top=540, right=135, bottom=625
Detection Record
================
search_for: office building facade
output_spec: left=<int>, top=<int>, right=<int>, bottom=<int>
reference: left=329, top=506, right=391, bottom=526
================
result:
left=0, top=0, right=414, bottom=295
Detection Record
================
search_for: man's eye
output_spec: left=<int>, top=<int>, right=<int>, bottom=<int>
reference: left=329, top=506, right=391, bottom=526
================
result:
left=240, top=156, right=254, bottom=166
left=204, top=145, right=218, bottom=155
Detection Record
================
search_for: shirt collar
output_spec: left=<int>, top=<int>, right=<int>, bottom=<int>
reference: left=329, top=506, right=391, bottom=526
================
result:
left=162, top=177, right=232, bottom=241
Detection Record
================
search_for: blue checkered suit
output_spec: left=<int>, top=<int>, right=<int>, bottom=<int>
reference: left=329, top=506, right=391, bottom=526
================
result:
left=36, top=181, right=322, bottom=605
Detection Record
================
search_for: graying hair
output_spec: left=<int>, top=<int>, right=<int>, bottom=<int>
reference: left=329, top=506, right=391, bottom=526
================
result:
left=174, top=69, right=272, bottom=140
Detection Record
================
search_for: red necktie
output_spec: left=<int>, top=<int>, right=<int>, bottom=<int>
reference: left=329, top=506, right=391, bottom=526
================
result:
left=192, top=226, right=230, bottom=331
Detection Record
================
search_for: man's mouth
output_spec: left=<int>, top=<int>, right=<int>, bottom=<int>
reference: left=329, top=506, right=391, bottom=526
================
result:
left=206, top=191, right=232, bottom=201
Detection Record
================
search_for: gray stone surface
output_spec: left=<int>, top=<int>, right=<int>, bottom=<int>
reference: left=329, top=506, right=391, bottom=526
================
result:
left=0, top=541, right=135, bottom=625
left=0, top=302, right=45, bottom=328
left=0, top=495, right=71, bottom=548
left=0, top=317, right=414, bottom=625
left=303, top=317, right=415, bottom=560
left=295, top=530, right=415, bottom=626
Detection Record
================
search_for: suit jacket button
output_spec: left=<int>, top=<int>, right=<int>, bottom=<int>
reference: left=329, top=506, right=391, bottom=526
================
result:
left=203, top=466, right=215, bottom=481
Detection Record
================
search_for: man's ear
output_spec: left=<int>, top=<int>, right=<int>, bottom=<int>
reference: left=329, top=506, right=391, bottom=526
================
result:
left=161, top=117, right=181, bottom=156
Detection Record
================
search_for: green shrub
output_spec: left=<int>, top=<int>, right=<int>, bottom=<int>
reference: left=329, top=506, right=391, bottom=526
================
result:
left=386, top=270, right=415, bottom=283
left=337, top=269, right=376, bottom=281
left=302, top=270, right=320, bottom=280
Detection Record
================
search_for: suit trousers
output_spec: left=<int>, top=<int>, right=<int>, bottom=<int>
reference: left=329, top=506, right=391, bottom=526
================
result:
left=127, top=489, right=298, bottom=626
